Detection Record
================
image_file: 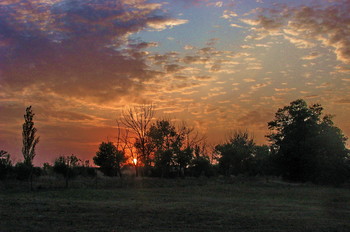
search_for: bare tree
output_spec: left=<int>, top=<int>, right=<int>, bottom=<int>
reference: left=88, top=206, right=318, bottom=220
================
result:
left=120, top=105, right=155, bottom=172
left=115, top=120, right=128, bottom=153
left=121, top=129, right=140, bottom=177
left=179, top=121, right=206, bottom=149
left=176, top=122, right=207, bottom=177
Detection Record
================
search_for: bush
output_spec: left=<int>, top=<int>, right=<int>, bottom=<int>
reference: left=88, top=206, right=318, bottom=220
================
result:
left=74, top=166, right=97, bottom=178
left=189, top=156, right=214, bottom=177
left=14, top=162, right=32, bottom=180
left=0, top=152, right=12, bottom=180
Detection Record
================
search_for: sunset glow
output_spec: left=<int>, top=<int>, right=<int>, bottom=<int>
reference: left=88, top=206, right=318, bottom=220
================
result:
left=0, top=0, right=349, bottom=165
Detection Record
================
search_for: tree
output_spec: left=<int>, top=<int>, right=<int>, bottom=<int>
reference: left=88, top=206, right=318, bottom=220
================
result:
left=148, top=120, right=182, bottom=177
left=22, top=106, right=40, bottom=166
left=53, top=155, right=80, bottom=188
left=0, top=150, right=12, bottom=180
left=175, top=146, right=193, bottom=177
left=267, top=99, right=349, bottom=184
left=244, top=145, right=271, bottom=177
left=214, top=131, right=255, bottom=176
left=22, top=106, right=40, bottom=190
left=120, top=105, right=154, bottom=173
left=116, top=121, right=139, bottom=176
left=190, top=146, right=214, bottom=177
left=175, top=123, right=206, bottom=177
left=93, top=141, right=125, bottom=177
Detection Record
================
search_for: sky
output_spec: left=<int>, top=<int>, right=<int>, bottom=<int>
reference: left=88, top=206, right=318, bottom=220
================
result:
left=1, top=0, right=349, bottom=165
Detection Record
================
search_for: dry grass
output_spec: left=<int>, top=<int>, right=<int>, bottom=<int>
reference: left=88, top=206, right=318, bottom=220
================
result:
left=1, top=177, right=350, bottom=232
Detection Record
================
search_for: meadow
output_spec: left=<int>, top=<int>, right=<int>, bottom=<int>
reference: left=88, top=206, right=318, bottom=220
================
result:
left=1, top=177, right=350, bottom=232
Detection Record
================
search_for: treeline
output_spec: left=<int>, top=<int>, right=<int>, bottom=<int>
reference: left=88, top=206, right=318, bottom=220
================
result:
left=0, top=153, right=97, bottom=188
left=1, top=99, right=350, bottom=187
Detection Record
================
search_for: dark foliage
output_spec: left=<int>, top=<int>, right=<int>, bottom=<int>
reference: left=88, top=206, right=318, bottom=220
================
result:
left=148, top=120, right=182, bottom=177
left=267, top=99, right=349, bottom=185
left=53, top=155, right=81, bottom=188
left=189, top=155, right=214, bottom=177
left=93, top=141, right=125, bottom=177
left=22, top=106, right=40, bottom=166
left=244, top=145, right=271, bottom=176
left=215, top=131, right=256, bottom=176
left=15, top=162, right=32, bottom=180
left=0, top=150, right=12, bottom=180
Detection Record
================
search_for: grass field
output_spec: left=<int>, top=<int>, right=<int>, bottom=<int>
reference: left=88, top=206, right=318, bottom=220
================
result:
left=1, top=178, right=350, bottom=232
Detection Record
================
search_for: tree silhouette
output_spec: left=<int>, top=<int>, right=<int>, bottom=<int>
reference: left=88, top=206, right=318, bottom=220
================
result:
left=214, top=131, right=255, bottom=176
left=53, top=155, right=80, bottom=188
left=190, top=153, right=213, bottom=177
left=22, top=106, right=40, bottom=190
left=0, top=150, right=12, bottom=180
left=148, top=120, right=181, bottom=177
left=175, top=123, right=206, bottom=177
left=147, top=120, right=204, bottom=178
left=120, top=105, right=154, bottom=174
left=267, top=99, right=349, bottom=184
left=93, top=141, right=125, bottom=177
left=22, top=106, right=40, bottom=166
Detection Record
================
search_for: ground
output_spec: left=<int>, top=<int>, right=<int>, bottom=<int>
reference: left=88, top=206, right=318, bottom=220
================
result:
left=1, top=177, right=350, bottom=231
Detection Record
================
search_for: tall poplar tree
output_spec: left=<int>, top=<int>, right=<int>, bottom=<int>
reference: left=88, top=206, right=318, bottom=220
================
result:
left=22, top=106, right=40, bottom=166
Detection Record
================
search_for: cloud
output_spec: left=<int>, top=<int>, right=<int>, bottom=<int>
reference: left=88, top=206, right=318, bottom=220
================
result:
left=184, top=45, right=195, bottom=50
left=316, top=82, right=331, bottom=89
left=245, top=0, right=350, bottom=64
left=243, top=78, right=256, bottom=83
left=237, top=110, right=271, bottom=128
left=165, top=64, right=184, bottom=73
left=194, top=75, right=214, bottom=81
left=182, top=55, right=208, bottom=64
left=301, top=52, right=321, bottom=60
left=230, top=23, right=243, bottom=28
left=274, top=88, right=296, bottom=92
left=215, top=1, right=223, bottom=8
left=250, top=82, right=269, bottom=91
left=335, top=65, right=350, bottom=74
left=0, top=0, right=189, bottom=105
left=283, top=35, right=316, bottom=48
left=147, top=18, right=188, bottom=31
left=173, top=75, right=189, bottom=81
left=335, top=98, right=350, bottom=104
left=0, top=0, right=194, bottom=163
left=240, top=18, right=260, bottom=26
left=222, top=10, right=238, bottom=19
left=304, top=95, right=319, bottom=99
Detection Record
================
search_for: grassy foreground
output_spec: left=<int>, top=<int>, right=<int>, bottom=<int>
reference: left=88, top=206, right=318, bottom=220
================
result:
left=1, top=178, right=350, bottom=232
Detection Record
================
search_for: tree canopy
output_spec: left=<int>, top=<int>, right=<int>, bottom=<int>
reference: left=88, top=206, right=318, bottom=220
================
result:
left=93, top=141, right=125, bottom=177
left=214, top=131, right=256, bottom=176
left=22, top=106, right=40, bottom=166
left=267, top=99, right=349, bottom=184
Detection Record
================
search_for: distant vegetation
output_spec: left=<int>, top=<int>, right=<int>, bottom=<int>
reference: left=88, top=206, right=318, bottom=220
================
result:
left=1, top=99, right=349, bottom=188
